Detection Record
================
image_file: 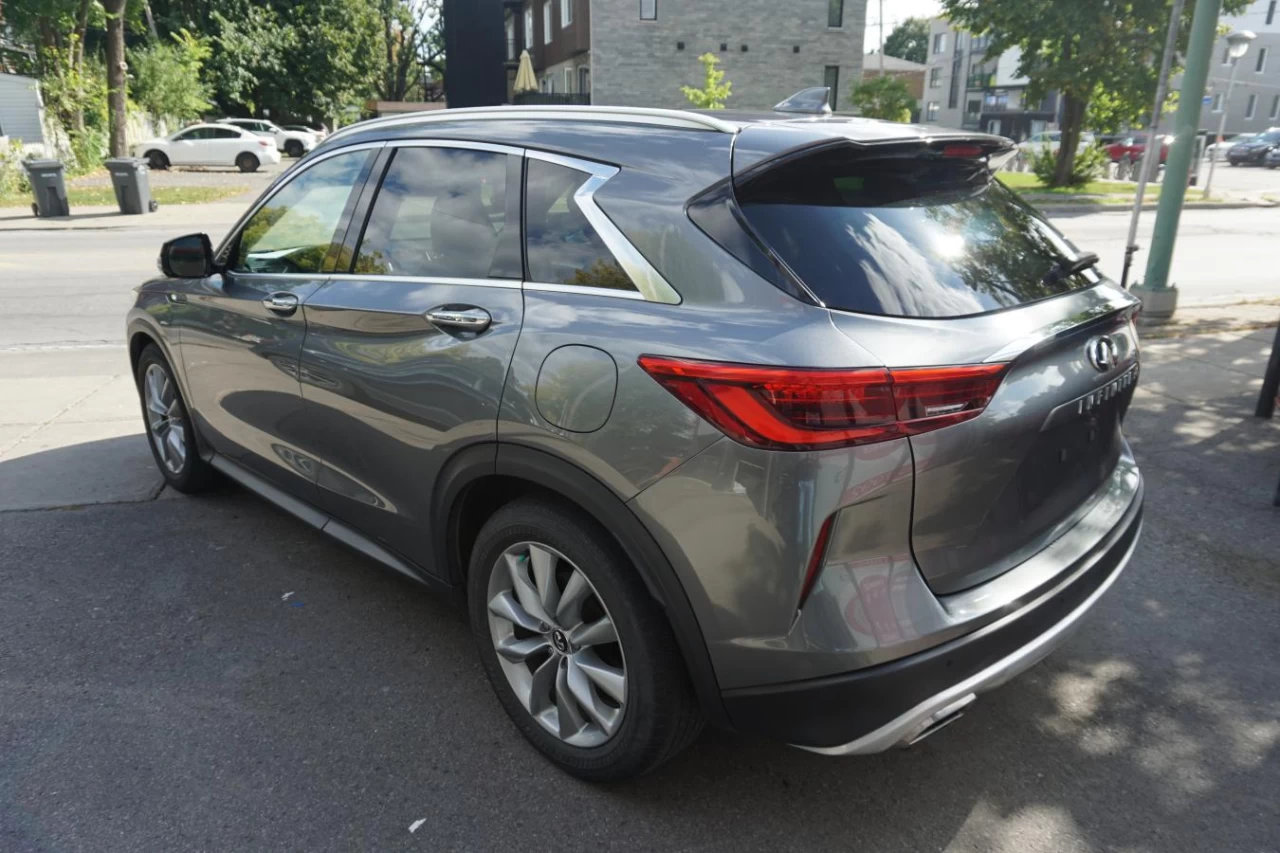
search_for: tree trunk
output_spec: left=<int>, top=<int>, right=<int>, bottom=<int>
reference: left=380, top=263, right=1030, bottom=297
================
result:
left=71, top=0, right=92, bottom=133
left=105, top=0, right=129, bottom=158
left=1053, top=93, right=1087, bottom=187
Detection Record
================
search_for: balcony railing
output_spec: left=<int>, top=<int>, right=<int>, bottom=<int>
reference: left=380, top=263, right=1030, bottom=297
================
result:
left=967, top=72, right=996, bottom=89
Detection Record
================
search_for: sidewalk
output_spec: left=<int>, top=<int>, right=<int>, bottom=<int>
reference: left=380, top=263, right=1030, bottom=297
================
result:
left=0, top=202, right=248, bottom=232
left=2, top=316, right=1278, bottom=513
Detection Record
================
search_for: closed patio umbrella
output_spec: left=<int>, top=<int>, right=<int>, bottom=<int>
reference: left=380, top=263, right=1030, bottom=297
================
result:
left=514, top=50, right=538, bottom=93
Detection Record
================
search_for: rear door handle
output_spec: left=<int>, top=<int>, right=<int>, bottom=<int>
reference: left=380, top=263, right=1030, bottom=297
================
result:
left=425, top=306, right=491, bottom=332
left=263, top=292, right=300, bottom=316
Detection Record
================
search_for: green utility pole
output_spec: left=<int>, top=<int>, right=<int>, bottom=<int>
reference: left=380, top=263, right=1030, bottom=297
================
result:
left=1135, top=0, right=1222, bottom=322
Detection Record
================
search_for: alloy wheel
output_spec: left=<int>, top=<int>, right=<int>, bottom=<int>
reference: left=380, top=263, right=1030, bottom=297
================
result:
left=486, top=542, right=627, bottom=748
left=143, top=363, right=186, bottom=474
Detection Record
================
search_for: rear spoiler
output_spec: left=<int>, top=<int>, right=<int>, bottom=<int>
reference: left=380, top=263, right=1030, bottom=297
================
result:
left=733, top=133, right=1018, bottom=187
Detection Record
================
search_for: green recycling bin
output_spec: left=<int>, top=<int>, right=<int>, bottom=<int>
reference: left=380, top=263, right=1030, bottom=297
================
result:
left=23, top=159, right=69, bottom=217
left=104, top=157, right=157, bottom=215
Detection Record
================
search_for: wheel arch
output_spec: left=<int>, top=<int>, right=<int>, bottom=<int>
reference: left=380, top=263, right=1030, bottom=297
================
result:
left=434, top=442, right=729, bottom=727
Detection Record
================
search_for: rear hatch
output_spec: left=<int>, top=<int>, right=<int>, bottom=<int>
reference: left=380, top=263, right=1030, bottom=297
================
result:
left=731, top=132, right=1140, bottom=594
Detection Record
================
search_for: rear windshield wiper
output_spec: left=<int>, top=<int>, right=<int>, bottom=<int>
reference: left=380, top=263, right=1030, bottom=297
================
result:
left=1042, top=251, right=1100, bottom=285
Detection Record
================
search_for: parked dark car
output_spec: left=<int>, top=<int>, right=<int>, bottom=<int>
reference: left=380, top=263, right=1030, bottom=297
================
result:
left=1106, top=132, right=1171, bottom=164
left=1230, top=129, right=1280, bottom=165
left=126, top=104, right=1144, bottom=781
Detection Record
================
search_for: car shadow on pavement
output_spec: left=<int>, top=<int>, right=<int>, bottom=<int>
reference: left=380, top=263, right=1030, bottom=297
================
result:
left=0, top=331, right=1277, bottom=852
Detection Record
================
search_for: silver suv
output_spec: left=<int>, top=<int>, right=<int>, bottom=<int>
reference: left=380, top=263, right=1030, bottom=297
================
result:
left=127, top=106, right=1144, bottom=781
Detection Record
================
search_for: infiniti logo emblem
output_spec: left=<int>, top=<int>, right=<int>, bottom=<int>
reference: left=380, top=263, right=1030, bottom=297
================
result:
left=1086, top=335, right=1119, bottom=373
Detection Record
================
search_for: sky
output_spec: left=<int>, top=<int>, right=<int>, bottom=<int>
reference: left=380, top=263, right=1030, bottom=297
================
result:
left=867, top=0, right=943, bottom=48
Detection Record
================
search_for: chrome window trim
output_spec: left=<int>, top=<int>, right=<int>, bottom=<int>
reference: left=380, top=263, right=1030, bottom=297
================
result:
left=525, top=281, right=647, bottom=301
left=215, top=141, right=388, bottom=264
left=525, top=149, right=683, bottom=305
left=325, top=273, right=520, bottom=290
left=385, top=138, right=525, bottom=156
left=323, top=105, right=738, bottom=146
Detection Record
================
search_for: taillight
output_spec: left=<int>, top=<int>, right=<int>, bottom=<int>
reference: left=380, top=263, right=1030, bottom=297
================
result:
left=637, top=356, right=1008, bottom=451
left=258, top=139, right=272, bottom=147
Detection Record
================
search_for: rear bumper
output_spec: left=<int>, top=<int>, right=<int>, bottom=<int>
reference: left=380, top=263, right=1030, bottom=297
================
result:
left=721, top=476, right=1143, bottom=752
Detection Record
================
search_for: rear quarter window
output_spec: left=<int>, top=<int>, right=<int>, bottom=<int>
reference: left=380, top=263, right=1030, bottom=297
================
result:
left=737, top=145, right=1101, bottom=318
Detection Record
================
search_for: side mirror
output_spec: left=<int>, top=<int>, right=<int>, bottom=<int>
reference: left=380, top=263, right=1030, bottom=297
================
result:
left=160, top=233, right=215, bottom=278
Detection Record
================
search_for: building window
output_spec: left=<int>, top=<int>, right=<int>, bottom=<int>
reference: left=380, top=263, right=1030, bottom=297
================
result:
left=524, top=7, right=534, bottom=48
left=1246, top=93, right=1258, bottom=118
left=640, top=0, right=657, bottom=20
left=543, top=2, right=552, bottom=44
left=828, top=0, right=843, bottom=28
left=929, top=67, right=942, bottom=88
left=933, top=33, right=947, bottom=54
left=1271, top=94, right=1280, bottom=119
left=1222, top=46, right=1231, bottom=65
left=564, top=67, right=574, bottom=93
left=506, top=18, right=515, bottom=60
left=579, top=66, right=591, bottom=95
left=1257, top=47, right=1269, bottom=72
left=824, top=65, right=840, bottom=107
left=926, top=101, right=940, bottom=122
left=560, top=0, right=572, bottom=28
left=1212, top=92, right=1224, bottom=112
left=1269, top=0, right=1277, bottom=25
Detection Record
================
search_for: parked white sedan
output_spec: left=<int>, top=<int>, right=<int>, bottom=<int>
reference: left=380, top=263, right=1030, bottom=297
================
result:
left=133, top=123, right=282, bottom=172
left=218, top=118, right=317, bottom=158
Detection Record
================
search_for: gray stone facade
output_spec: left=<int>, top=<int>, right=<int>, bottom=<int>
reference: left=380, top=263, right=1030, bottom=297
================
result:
left=1200, top=0, right=1280, bottom=134
left=589, top=0, right=867, bottom=111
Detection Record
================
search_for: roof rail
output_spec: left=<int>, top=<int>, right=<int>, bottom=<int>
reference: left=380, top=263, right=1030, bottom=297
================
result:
left=325, top=105, right=739, bottom=145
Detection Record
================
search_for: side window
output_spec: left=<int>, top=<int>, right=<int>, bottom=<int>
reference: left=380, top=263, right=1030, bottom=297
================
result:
left=174, top=128, right=208, bottom=141
left=231, top=150, right=373, bottom=274
left=525, top=159, right=635, bottom=291
left=213, top=128, right=241, bottom=139
left=353, top=147, right=514, bottom=279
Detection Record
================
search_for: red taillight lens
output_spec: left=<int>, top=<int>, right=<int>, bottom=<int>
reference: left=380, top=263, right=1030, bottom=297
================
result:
left=637, top=356, right=1008, bottom=451
left=941, top=143, right=985, bottom=158
left=258, top=139, right=272, bottom=147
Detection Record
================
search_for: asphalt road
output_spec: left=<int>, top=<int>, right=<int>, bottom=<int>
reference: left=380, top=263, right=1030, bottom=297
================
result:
left=2, top=195, right=1279, bottom=852
left=3, top=376, right=1279, bottom=852
left=1, top=204, right=1279, bottom=352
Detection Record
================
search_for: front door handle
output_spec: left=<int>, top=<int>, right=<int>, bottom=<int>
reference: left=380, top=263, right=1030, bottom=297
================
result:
left=263, top=292, right=300, bottom=316
left=425, top=306, right=491, bottom=332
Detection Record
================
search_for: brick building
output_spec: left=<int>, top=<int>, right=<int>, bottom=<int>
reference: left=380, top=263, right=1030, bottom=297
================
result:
left=497, top=0, right=868, bottom=110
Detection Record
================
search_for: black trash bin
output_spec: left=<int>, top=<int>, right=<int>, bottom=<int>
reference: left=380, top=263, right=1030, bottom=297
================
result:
left=23, top=159, right=69, bottom=217
left=104, top=157, right=156, bottom=215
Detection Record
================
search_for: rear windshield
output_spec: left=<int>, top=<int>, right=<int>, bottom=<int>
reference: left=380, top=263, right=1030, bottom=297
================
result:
left=737, top=146, right=1100, bottom=318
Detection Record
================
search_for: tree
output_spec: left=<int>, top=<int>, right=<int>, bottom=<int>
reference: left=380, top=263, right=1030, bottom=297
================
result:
left=849, top=74, right=915, bottom=122
left=939, top=0, right=1250, bottom=187
left=884, top=17, right=929, bottom=65
left=103, top=0, right=128, bottom=157
left=681, top=52, right=731, bottom=110
left=128, top=29, right=212, bottom=123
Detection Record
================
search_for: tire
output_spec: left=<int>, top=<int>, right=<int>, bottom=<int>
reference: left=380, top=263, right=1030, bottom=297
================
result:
left=145, top=150, right=169, bottom=170
left=236, top=153, right=260, bottom=173
left=284, top=140, right=304, bottom=158
left=468, top=497, right=703, bottom=782
left=135, top=344, right=215, bottom=494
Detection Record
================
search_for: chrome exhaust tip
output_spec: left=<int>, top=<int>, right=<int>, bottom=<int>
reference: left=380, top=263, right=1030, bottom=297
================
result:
left=899, top=693, right=976, bottom=747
